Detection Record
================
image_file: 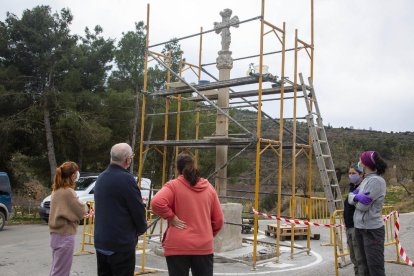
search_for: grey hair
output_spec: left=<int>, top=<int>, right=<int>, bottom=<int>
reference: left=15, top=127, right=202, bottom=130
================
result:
left=110, top=143, right=132, bottom=162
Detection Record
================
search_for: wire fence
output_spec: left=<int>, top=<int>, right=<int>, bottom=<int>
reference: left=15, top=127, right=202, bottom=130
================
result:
left=11, top=197, right=42, bottom=219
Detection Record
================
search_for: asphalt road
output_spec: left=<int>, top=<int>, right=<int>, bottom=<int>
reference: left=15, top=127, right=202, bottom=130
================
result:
left=0, top=212, right=413, bottom=275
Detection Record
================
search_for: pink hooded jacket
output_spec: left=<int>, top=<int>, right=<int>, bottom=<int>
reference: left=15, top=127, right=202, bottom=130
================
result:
left=151, top=175, right=224, bottom=256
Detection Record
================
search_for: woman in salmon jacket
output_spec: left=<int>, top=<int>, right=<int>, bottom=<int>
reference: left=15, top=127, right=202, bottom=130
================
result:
left=151, top=153, right=224, bottom=276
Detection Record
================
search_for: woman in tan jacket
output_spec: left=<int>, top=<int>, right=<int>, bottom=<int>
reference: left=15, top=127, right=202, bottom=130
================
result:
left=48, top=161, right=87, bottom=276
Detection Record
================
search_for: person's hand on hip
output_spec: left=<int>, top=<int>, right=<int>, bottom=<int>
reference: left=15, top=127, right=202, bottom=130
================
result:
left=170, top=215, right=186, bottom=229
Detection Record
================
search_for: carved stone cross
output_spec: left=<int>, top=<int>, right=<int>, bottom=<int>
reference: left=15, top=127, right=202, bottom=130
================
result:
left=214, top=9, right=239, bottom=52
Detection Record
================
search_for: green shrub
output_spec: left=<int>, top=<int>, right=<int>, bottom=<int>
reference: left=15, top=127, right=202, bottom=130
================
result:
left=259, top=191, right=277, bottom=212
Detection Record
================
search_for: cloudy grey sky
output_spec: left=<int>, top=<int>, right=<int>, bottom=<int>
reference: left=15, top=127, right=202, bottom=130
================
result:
left=1, top=0, right=413, bottom=132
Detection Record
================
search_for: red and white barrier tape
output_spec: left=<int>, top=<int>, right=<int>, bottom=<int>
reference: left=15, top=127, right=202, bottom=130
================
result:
left=382, top=210, right=396, bottom=222
left=85, top=207, right=94, bottom=218
left=253, top=208, right=414, bottom=267
left=393, top=211, right=414, bottom=267
left=252, top=208, right=343, bottom=228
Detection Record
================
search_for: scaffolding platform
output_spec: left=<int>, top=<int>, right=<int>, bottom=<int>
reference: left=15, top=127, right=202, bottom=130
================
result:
left=143, top=137, right=310, bottom=149
left=189, top=85, right=299, bottom=102
left=152, top=75, right=291, bottom=97
left=144, top=137, right=258, bottom=148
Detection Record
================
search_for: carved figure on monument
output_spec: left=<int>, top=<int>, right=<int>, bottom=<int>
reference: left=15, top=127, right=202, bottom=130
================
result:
left=214, top=9, right=239, bottom=70
left=214, top=9, right=239, bottom=51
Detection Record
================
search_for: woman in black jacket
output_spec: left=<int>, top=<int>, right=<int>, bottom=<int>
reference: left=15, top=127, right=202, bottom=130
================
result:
left=343, top=163, right=364, bottom=275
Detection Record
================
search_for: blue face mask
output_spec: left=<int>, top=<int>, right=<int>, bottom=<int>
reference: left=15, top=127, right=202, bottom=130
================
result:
left=349, top=174, right=360, bottom=184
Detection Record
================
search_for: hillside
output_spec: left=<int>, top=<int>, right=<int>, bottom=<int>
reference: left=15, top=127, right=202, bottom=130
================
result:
left=224, top=109, right=414, bottom=212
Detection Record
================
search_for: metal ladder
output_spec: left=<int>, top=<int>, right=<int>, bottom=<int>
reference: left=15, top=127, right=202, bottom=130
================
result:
left=299, top=73, right=343, bottom=213
left=299, top=73, right=346, bottom=266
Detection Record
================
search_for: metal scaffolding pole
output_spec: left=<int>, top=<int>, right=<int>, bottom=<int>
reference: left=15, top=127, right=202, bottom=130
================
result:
left=136, top=4, right=157, bottom=275
left=252, top=0, right=265, bottom=268
left=275, top=21, right=286, bottom=262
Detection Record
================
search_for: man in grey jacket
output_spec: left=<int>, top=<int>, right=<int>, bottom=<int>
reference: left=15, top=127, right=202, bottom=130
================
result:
left=348, top=151, right=387, bottom=276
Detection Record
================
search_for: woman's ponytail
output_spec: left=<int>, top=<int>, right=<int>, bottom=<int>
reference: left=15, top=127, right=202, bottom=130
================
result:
left=177, top=154, right=200, bottom=186
left=53, top=167, right=63, bottom=191
left=373, top=152, right=387, bottom=175
left=52, top=161, right=79, bottom=190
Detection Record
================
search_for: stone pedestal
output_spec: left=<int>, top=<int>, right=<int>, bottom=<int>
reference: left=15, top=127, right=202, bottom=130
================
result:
left=214, top=203, right=243, bottom=252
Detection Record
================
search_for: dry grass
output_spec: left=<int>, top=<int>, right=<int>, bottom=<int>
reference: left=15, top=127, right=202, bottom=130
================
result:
left=387, top=182, right=414, bottom=213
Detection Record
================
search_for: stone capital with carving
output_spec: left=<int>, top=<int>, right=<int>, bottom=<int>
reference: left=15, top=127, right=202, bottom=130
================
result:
left=216, top=50, right=233, bottom=70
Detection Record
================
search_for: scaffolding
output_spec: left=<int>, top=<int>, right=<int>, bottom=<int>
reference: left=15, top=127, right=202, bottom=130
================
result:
left=136, top=0, right=325, bottom=272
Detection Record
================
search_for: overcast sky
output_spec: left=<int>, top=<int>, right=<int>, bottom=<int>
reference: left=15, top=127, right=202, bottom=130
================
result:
left=1, top=0, right=413, bottom=132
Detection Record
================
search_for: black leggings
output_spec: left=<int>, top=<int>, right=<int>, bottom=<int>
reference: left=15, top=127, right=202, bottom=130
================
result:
left=166, top=254, right=214, bottom=276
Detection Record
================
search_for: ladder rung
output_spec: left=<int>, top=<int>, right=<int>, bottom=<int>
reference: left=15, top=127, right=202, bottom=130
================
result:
left=302, top=76, right=344, bottom=211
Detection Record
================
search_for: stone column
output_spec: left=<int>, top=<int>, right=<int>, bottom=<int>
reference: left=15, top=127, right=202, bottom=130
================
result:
left=213, top=9, right=242, bottom=252
left=215, top=52, right=231, bottom=201
left=213, top=8, right=239, bottom=200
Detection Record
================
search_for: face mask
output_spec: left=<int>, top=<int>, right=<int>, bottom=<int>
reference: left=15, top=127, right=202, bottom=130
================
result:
left=75, top=171, right=80, bottom=182
left=349, top=174, right=360, bottom=184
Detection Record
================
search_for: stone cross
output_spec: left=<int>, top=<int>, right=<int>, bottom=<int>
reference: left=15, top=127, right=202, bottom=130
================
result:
left=213, top=9, right=244, bottom=252
left=213, top=9, right=239, bottom=202
left=214, top=9, right=239, bottom=52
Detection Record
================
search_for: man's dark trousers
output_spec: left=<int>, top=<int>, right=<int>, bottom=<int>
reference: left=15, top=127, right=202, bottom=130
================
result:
left=96, top=249, right=135, bottom=276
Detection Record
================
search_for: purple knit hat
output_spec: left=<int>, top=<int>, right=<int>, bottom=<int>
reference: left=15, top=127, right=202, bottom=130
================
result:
left=360, top=151, right=376, bottom=169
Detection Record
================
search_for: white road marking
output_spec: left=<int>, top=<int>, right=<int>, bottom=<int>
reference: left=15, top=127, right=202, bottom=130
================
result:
left=258, top=262, right=294, bottom=268
left=213, top=250, right=323, bottom=275
left=136, top=249, right=323, bottom=275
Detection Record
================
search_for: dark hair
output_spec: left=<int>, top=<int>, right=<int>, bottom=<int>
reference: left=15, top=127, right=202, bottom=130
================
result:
left=176, top=154, right=200, bottom=186
left=372, top=151, right=387, bottom=175
left=53, top=161, right=79, bottom=191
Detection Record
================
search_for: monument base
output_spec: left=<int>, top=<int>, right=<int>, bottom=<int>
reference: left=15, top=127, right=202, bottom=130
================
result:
left=214, top=203, right=243, bottom=252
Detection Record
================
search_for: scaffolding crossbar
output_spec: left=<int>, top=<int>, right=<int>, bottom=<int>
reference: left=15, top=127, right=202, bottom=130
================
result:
left=152, top=75, right=281, bottom=96
left=189, top=85, right=299, bottom=102
left=143, top=138, right=309, bottom=150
